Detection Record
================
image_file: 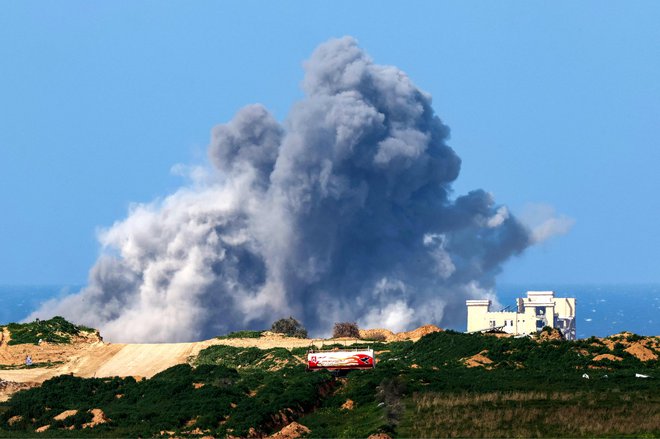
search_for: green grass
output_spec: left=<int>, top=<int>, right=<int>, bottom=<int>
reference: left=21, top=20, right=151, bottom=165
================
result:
left=195, top=345, right=304, bottom=370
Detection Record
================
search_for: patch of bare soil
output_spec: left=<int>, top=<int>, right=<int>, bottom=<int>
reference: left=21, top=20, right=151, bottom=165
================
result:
left=483, top=331, right=514, bottom=338
left=393, top=324, right=443, bottom=341
left=0, top=379, right=37, bottom=402
left=359, top=328, right=395, bottom=341
left=592, top=354, right=623, bottom=362
left=596, top=334, right=660, bottom=362
left=341, top=399, right=354, bottom=410
left=625, top=343, right=658, bottom=361
left=7, top=415, right=22, bottom=426
left=82, top=408, right=109, bottom=429
left=35, top=424, right=50, bottom=432
left=359, top=325, right=442, bottom=342
left=368, top=434, right=393, bottom=439
left=53, top=409, right=78, bottom=421
left=538, top=328, right=563, bottom=341
left=0, top=327, right=11, bottom=346
left=53, top=410, right=78, bottom=421
left=464, top=350, right=493, bottom=368
left=267, top=421, right=311, bottom=439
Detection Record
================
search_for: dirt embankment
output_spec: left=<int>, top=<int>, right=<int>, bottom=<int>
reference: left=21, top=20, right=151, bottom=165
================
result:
left=0, top=325, right=440, bottom=401
left=463, top=350, right=494, bottom=369
left=359, top=324, right=442, bottom=342
left=597, top=333, right=659, bottom=362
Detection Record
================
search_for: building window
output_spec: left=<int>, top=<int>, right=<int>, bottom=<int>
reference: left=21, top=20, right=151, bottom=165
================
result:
left=489, top=320, right=496, bottom=328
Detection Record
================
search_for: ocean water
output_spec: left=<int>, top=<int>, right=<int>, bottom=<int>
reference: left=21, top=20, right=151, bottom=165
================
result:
left=0, top=285, right=82, bottom=326
left=0, top=284, right=658, bottom=338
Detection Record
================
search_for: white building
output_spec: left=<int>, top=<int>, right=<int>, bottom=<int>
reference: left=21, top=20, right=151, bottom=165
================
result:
left=466, top=291, right=576, bottom=340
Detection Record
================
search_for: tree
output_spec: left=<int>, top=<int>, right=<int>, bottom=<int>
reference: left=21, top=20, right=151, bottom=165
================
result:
left=270, top=317, right=308, bottom=338
left=333, top=322, right=360, bottom=339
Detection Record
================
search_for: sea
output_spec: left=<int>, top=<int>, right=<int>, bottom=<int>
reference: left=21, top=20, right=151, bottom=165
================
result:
left=0, top=284, right=658, bottom=339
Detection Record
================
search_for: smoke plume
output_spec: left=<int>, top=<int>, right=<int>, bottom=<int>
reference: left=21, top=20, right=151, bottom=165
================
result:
left=31, top=37, right=537, bottom=342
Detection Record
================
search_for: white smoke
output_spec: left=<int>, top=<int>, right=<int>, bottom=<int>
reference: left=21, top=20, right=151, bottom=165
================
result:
left=30, top=37, right=545, bottom=342
left=519, top=203, right=575, bottom=243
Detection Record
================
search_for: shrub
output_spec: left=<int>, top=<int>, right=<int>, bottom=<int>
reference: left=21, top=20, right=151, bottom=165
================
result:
left=5, top=316, right=95, bottom=345
left=364, top=333, right=387, bottom=342
left=333, top=322, right=360, bottom=339
left=217, top=330, right=264, bottom=339
left=270, top=317, right=308, bottom=338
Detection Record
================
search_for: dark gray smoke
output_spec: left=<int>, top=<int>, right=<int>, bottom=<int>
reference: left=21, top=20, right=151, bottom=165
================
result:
left=30, top=37, right=552, bottom=342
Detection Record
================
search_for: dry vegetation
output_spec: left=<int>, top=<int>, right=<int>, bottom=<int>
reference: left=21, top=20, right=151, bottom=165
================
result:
left=403, top=390, right=660, bottom=438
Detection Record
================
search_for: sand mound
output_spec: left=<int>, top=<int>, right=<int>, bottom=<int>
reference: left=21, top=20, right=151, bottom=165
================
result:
left=464, top=350, right=493, bottom=368
left=359, top=325, right=442, bottom=342
left=597, top=334, right=659, bottom=362
left=359, top=329, right=395, bottom=341
left=393, top=324, right=443, bottom=341
left=82, top=409, right=109, bottom=429
left=268, top=422, right=311, bottom=439
left=53, top=409, right=78, bottom=421
left=538, top=328, right=563, bottom=341
left=625, top=343, right=657, bottom=361
left=592, top=354, right=623, bottom=362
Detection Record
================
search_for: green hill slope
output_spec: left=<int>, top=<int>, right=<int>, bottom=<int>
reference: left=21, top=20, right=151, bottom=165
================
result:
left=0, top=330, right=658, bottom=438
left=1, top=317, right=99, bottom=345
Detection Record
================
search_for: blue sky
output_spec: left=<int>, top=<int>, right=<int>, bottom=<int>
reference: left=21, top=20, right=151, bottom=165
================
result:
left=1, top=1, right=659, bottom=286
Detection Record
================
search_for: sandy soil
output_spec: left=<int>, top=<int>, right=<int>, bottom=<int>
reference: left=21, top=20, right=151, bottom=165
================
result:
left=359, top=324, right=442, bottom=342
left=268, top=421, right=311, bottom=439
left=0, top=331, right=373, bottom=401
left=598, top=333, right=660, bottom=361
left=592, top=353, right=623, bottom=362
left=4, top=326, right=653, bottom=402
left=463, top=350, right=494, bottom=368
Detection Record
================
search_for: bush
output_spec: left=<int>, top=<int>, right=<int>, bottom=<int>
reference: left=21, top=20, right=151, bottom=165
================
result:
left=333, top=322, right=360, bottom=339
left=270, top=317, right=308, bottom=338
left=5, top=316, right=96, bottom=345
left=364, top=333, right=387, bottom=342
left=217, top=330, right=264, bottom=339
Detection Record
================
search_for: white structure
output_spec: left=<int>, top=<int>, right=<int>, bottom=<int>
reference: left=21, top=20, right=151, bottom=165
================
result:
left=466, top=291, right=576, bottom=340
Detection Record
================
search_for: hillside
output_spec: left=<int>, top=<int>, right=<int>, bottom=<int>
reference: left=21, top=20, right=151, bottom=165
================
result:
left=0, top=319, right=434, bottom=402
left=0, top=319, right=658, bottom=437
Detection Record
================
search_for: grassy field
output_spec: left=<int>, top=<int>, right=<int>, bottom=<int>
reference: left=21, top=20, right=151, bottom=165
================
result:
left=400, top=390, right=660, bottom=438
